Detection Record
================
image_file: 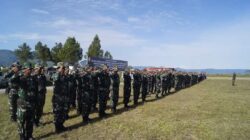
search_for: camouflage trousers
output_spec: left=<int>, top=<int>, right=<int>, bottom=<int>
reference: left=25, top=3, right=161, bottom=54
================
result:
left=141, top=87, right=147, bottom=102
left=17, top=99, right=35, bottom=140
left=52, top=95, right=67, bottom=127
left=77, top=89, right=82, bottom=114
left=155, top=83, right=161, bottom=98
left=8, top=88, right=18, bottom=121
left=98, top=89, right=109, bottom=116
left=133, top=85, right=140, bottom=105
left=69, top=87, right=76, bottom=108
left=110, top=87, right=119, bottom=110
left=34, top=90, right=46, bottom=124
left=92, top=89, right=98, bottom=109
left=123, top=87, right=131, bottom=106
left=81, top=91, right=91, bottom=120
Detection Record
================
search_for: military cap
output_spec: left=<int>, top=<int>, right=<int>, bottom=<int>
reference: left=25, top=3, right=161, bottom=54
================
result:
left=101, top=64, right=108, bottom=70
left=57, top=62, right=64, bottom=68
left=35, top=63, right=43, bottom=69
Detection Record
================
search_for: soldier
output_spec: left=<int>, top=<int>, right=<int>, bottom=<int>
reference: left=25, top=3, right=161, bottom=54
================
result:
left=97, top=64, right=111, bottom=117
left=34, top=64, right=47, bottom=126
left=76, top=69, right=83, bottom=115
left=64, top=65, right=71, bottom=120
left=155, top=73, right=162, bottom=98
left=152, top=72, right=156, bottom=93
left=5, top=62, right=21, bottom=122
left=17, top=62, right=38, bottom=140
left=52, top=62, right=68, bottom=133
left=232, top=72, right=236, bottom=86
left=110, top=66, right=120, bottom=113
left=147, top=74, right=153, bottom=94
left=141, top=72, right=148, bottom=102
left=123, top=69, right=131, bottom=108
left=133, top=70, right=141, bottom=105
left=161, top=73, right=168, bottom=96
left=91, top=67, right=99, bottom=111
left=80, top=67, right=92, bottom=123
left=68, top=69, right=77, bottom=108
left=167, top=72, right=173, bottom=93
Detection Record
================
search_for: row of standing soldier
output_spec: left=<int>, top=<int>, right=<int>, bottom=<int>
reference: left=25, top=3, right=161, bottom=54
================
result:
left=5, top=62, right=206, bottom=140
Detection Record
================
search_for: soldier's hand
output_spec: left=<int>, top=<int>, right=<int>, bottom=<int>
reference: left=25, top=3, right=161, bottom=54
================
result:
left=11, top=67, right=18, bottom=73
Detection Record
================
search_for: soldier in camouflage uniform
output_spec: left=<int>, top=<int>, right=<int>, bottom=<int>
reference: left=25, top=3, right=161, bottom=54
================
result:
left=76, top=69, right=83, bottom=115
left=133, top=70, right=141, bottom=105
left=52, top=62, right=68, bottom=133
left=64, top=65, right=71, bottom=120
left=34, top=64, right=47, bottom=126
left=68, top=69, right=77, bottom=108
left=80, top=67, right=92, bottom=123
left=155, top=73, right=162, bottom=98
left=91, top=67, right=99, bottom=111
left=161, top=73, right=168, bottom=96
left=110, top=67, right=120, bottom=113
left=123, top=69, right=131, bottom=108
left=17, top=62, right=38, bottom=140
left=5, top=62, right=21, bottom=122
left=141, top=72, right=148, bottom=102
left=97, top=65, right=111, bottom=117
left=147, top=74, right=153, bottom=94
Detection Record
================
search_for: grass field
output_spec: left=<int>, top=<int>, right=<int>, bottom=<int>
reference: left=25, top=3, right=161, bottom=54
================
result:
left=0, top=78, right=250, bottom=140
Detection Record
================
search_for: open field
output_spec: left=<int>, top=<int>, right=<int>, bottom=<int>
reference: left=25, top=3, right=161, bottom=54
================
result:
left=0, top=78, right=250, bottom=140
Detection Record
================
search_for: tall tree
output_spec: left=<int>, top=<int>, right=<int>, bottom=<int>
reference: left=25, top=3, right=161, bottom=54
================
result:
left=51, top=42, right=63, bottom=63
left=35, top=41, right=51, bottom=65
left=14, top=43, right=32, bottom=63
left=86, top=34, right=103, bottom=58
left=104, top=51, right=113, bottom=59
left=61, top=37, right=82, bottom=64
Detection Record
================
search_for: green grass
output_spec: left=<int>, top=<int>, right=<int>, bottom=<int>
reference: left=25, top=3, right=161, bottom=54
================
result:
left=207, top=74, right=250, bottom=77
left=0, top=78, right=250, bottom=140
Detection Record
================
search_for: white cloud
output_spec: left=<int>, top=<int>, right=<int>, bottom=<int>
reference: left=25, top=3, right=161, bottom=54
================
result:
left=31, top=8, right=49, bottom=14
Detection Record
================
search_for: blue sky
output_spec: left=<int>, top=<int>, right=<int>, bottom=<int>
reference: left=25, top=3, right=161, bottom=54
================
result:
left=0, top=0, right=250, bottom=69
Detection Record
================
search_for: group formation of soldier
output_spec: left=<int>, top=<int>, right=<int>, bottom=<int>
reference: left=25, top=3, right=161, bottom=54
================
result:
left=4, top=61, right=206, bottom=140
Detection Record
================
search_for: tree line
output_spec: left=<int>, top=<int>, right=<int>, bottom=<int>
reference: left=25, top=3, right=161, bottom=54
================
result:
left=14, top=34, right=113, bottom=65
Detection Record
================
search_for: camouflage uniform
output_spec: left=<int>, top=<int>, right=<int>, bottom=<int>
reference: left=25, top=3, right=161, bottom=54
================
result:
left=141, top=74, right=148, bottom=102
left=161, top=74, right=168, bottom=95
left=76, top=71, right=83, bottom=115
left=68, top=73, right=77, bottom=108
left=91, top=70, right=99, bottom=110
left=34, top=64, right=47, bottom=126
left=5, top=62, right=21, bottom=122
left=155, top=74, right=162, bottom=98
left=97, top=66, right=111, bottom=117
left=52, top=62, right=68, bottom=133
left=17, top=63, right=38, bottom=140
left=147, top=75, right=153, bottom=94
left=110, top=69, right=120, bottom=112
left=123, top=71, right=131, bottom=108
left=133, top=71, right=141, bottom=105
left=80, top=70, right=92, bottom=122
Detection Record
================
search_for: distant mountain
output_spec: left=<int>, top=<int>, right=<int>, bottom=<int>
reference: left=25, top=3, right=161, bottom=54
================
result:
left=0, top=50, right=17, bottom=67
